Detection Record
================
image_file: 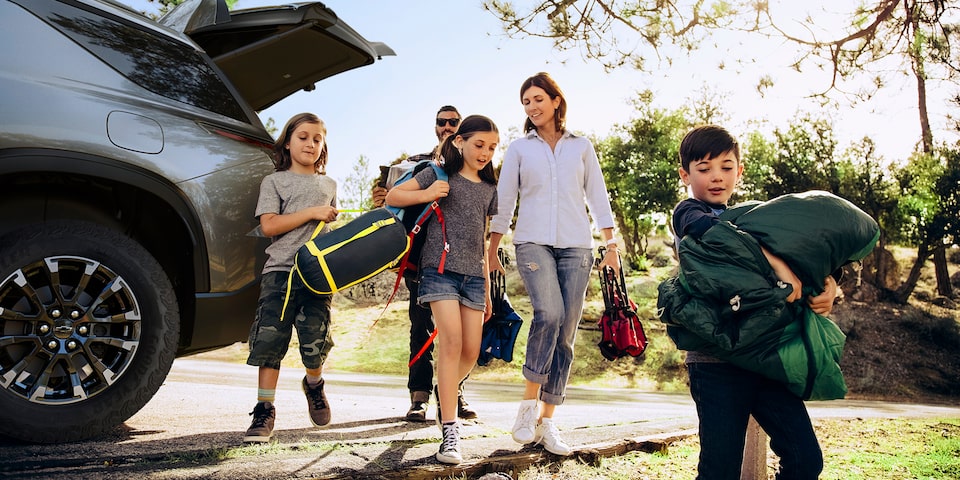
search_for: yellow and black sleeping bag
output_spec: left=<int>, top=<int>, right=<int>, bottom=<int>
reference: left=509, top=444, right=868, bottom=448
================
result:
left=295, top=208, right=409, bottom=296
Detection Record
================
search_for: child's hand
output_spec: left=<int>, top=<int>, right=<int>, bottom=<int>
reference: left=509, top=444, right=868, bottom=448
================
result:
left=807, top=275, right=838, bottom=315
left=426, top=180, right=449, bottom=200
left=309, top=205, right=339, bottom=223
left=780, top=270, right=803, bottom=303
left=761, top=246, right=802, bottom=302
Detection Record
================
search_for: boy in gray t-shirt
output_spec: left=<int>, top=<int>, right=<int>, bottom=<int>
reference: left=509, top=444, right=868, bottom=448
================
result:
left=243, top=113, right=340, bottom=445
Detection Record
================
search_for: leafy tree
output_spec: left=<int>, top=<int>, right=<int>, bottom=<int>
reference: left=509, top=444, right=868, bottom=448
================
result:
left=337, top=155, right=376, bottom=222
left=892, top=147, right=960, bottom=301
left=767, top=114, right=841, bottom=197
left=483, top=0, right=732, bottom=72
left=595, top=91, right=689, bottom=266
left=734, top=113, right=841, bottom=201
left=835, top=137, right=902, bottom=288
left=738, top=130, right=777, bottom=201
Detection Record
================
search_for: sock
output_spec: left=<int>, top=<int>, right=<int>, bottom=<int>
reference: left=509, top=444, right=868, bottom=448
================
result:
left=305, top=373, right=322, bottom=386
left=257, top=388, right=276, bottom=404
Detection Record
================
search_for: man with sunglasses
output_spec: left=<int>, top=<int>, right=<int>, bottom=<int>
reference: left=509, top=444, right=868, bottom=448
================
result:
left=372, top=105, right=478, bottom=422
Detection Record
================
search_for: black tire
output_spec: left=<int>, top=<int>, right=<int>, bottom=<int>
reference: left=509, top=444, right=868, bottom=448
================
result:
left=0, top=221, right=179, bottom=443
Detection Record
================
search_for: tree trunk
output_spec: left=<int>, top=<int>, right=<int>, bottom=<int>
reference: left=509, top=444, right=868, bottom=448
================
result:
left=895, top=242, right=930, bottom=304
left=897, top=8, right=946, bottom=303
left=933, top=244, right=953, bottom=297
left=874, top=233, right=888, bottom=288
left=909, top=4, right=933, bottom=155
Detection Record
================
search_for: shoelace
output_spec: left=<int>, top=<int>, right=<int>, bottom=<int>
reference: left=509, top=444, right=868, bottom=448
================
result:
left=541, top=422, right=560, bottom=441
left=249, top=408, right=271, bottom=427
left=441, top=423, right=460, bottom=452
left=305, top=383, right=327, bottom=409
left=518, top=404, right=538, bottom=429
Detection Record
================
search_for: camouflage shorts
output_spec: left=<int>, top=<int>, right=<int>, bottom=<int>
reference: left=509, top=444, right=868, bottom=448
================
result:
left=247, top=271, right=333, bottom=370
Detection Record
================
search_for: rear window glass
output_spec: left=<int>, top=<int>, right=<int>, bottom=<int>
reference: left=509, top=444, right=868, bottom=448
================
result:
left=23, top=0, right=248, bottom=121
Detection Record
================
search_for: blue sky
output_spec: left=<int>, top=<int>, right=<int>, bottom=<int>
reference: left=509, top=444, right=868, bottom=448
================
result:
left=125, top=1, right=940, bottom=185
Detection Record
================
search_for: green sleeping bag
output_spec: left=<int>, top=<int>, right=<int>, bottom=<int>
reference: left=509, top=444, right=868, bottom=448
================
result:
left=657, top=191, right=879, bottom=400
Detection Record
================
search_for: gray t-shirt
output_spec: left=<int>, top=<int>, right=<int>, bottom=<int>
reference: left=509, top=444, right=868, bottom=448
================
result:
left=414, top=168, right=497, bottom=277
left=256, top=170, right=338, bottom=273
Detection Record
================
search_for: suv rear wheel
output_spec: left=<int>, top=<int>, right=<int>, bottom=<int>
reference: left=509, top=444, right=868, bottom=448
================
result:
left=0, top=221, right=178, bottom=443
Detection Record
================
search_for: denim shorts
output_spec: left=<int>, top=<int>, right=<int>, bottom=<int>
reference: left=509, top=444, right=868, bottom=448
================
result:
left=417, top=267, right=486, bottom=311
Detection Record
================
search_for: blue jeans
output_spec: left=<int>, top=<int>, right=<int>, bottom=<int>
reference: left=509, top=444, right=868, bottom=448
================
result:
left=515, top=243, right=594, bottom=405
left=688, top=362, right=823, bottom=480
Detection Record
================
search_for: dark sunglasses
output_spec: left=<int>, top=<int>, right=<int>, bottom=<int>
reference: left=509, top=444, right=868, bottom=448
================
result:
left=436, top=118, right=460, bottom=127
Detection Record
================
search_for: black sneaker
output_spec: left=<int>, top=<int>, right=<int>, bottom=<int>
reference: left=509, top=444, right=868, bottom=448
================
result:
left=243, top=402, right=275, bottom=443
left=302, top=377, right=331, bottom=427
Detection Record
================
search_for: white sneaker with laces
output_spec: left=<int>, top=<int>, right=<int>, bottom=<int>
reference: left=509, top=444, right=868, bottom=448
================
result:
left=511, top=399, right=539, bottom=444
left=436, top=421, right=462, bottom=464
left=535, top=417, right=572, bottom=456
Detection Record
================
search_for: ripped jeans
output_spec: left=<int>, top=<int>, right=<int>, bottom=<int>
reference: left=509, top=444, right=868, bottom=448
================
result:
left=514, top=243, right=594, bottom=405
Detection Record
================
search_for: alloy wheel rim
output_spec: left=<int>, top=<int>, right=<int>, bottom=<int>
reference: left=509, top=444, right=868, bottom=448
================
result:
left=0, top=256, right=141, bottom=405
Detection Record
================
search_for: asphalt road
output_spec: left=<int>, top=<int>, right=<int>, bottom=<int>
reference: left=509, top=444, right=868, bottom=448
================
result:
left=2, top=357, right=958, bottom=479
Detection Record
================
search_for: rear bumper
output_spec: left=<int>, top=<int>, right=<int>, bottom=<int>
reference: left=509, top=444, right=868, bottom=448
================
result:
left=179, top=278, right=261, bottom=356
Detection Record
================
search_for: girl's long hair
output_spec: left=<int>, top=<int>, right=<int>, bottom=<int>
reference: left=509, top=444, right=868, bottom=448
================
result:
left=438, top=115, right=498, bottom=184
left=521, top=72, right=566, bottom=134
left=273, top=112, right=328, bottom=173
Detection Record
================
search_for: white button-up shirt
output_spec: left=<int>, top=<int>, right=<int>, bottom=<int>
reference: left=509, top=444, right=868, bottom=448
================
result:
left=491, top=129, right=615, bottom=249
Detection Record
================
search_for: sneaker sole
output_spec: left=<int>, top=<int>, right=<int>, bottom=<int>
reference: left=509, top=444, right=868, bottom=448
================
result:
left=512, top=430, right=535, bottom=444
left=242, top=435, right=272, bottom=443
left=436, top=452, right=462, bottom=464
left=308, top=418, right=331, bottom=428
left=535, top=434, right=573, bottom=455
left=539, top=442, right=573, bottom=456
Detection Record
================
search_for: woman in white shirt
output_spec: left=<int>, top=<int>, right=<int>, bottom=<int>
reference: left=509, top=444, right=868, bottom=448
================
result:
left=487, top=72, right=619, bottom=456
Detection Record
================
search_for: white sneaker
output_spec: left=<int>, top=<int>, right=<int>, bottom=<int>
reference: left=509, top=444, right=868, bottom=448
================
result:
left=535, top=418, right=572, bottom=456
left=436, top=422, right=462, bottom=464
left=511, top=399, right=539, bottom=444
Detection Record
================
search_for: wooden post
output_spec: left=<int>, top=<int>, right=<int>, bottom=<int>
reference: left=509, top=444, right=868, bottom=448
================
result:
left=740, top=415, right=767, bottom=480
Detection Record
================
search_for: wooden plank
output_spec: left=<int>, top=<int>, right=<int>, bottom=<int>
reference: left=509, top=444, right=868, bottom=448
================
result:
left=740, top=415, right=767, bottom=480
left=316, top=429, right=697, bottom=480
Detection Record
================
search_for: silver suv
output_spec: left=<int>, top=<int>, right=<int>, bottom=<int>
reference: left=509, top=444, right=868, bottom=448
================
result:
left=0, top=0, right=392, bottom=443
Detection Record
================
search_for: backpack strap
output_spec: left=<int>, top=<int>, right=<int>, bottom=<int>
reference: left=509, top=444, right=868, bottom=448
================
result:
left=408, top=328, right=438, bottom=368
left=428, top=161, right=449, bottom=274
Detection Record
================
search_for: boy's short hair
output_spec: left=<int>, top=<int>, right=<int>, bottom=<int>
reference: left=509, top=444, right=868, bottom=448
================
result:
left=679, top=125, right=740, bottom=171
